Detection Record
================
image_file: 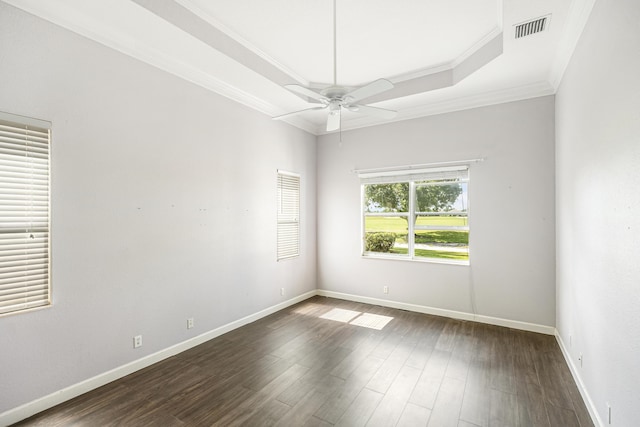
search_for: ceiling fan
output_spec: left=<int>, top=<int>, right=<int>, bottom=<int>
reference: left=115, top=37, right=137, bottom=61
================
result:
left=273, top=0, right=397, bottom=132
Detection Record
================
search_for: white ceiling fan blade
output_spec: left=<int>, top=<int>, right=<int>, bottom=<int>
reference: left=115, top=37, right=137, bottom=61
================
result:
left=326, top=110, right=341, bottom=132
left=284, top=84, right=327, bottom=104
left=347, top=104, right=397, bottom=120
left=272, top=106, right=326, bottom=120
left=346, top=79, right=394, bottom=103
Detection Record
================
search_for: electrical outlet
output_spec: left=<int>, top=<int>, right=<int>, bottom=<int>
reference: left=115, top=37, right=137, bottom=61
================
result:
left=280, top=288, right=285, bottom=296
left=187, top=318, right=194, bottom=329
left=133, top=335, right=142, bottom=348
left=383, top=286, right=389, bottom=294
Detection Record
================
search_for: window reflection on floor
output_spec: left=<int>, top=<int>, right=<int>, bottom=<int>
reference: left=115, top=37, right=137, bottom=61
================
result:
left=319, top=307, right=393, bottom=330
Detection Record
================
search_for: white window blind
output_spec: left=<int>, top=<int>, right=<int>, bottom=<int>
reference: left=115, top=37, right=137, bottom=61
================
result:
left=0, top=113, right=51, bottom=315
left=358, top=165, right=469, bottom=184
left=277, top=170, right=300, bottom=260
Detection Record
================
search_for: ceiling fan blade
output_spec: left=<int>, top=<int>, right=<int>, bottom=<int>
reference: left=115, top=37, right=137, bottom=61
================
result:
left=272, top=106, right=326, bottom=120
left=326, top=110, right=341, bottom=132
left=346, top=79, right=394, bottom=103
left=284, top=84, right=327, bottom=103
left=347, top=104, right=397, bottom=120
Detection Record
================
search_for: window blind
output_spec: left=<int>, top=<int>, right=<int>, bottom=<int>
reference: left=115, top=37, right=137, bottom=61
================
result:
left=0, top=113, right=51, bottom=315
left=359, top=165, right=469, bottom=184
left=277, top=170, right=300, bottom=260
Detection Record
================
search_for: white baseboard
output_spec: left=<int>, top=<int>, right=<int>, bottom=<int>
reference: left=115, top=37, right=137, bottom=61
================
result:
left=317, top=291, right=597, bottom=427
left=0, top=288, right=563, bottom=426
left=316, top=290, right=556, bottom=335
left=0, top=290, right=316, bottom=427
left=555, top=332, right=603, bottom=427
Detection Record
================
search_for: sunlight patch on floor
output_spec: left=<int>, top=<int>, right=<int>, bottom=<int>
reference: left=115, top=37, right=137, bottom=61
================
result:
left=349, top=313, right=394, bottom=330
left=320, top=308, right=362, bottom=323
left=320, top=308, right=394, bottom=330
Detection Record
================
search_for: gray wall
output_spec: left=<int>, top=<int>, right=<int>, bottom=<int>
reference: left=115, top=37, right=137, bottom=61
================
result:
left=9, top=0, right=640, bottom=423
left=556, top=0, right=640, bottom=424
left=0, top=3, right=316, bottom=413
left=317, top=96, right=556, bottom=327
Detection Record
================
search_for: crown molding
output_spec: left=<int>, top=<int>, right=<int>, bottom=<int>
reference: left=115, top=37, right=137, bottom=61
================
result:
left=4, top=0, right=570, bottom=137
left=175, top=0, right=310, bottom=86
left=275, top=114, right=319, bottom=135
left=3, top=0, right=292, bottom=119
left=324, top=81, right=555, bottom=135
left=385, top=26, right=502, bottom=86
left=173, top=0, right=503, bottom=90
left=452, top=27, right=504, bottom=70
left=549, top=0, right=597, bottom=91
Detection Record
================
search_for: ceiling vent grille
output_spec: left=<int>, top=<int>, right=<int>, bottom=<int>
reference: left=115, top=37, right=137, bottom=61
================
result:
left=514, top=15, right=550, bottom=39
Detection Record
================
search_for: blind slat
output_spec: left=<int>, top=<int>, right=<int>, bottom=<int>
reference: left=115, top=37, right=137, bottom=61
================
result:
left=0, top=115, right=51, bottom=315
left=277, top=171, right=300, bottom=260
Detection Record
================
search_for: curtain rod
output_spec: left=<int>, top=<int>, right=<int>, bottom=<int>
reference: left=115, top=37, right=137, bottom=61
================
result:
left=352, top=158, right=485, bottom=175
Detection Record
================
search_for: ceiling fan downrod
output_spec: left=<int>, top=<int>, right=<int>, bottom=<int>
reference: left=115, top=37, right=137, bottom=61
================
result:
left=333, top=0, right=337, bottom=86
left=272, top=0, right=397, bottom=132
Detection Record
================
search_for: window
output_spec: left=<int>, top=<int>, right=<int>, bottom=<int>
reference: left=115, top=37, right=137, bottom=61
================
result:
left=361, top=165, right=469, bottom=264
left=277, top=170, right=300, bottom=260
left=0, top=112, right=51, bottom=315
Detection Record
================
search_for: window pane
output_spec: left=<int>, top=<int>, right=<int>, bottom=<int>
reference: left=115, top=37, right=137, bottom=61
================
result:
left=364, top=183, right=409, bottom=213
left=414, top=181, right=468, bottom=261
left=415, top=182, right=467, bottom=214
left=364, top=216, right=408, bottom=256
left=413, top=230, right=469, bottom=261
left=362, top=171, right=470, bottom=263
left=416, top=215, right=468, bottom=227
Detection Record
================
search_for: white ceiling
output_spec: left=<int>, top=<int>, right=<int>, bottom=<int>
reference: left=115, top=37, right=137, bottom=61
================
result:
left=178, top=0, right=500, bottom=85
left=4, top=0, right=596, bottom=135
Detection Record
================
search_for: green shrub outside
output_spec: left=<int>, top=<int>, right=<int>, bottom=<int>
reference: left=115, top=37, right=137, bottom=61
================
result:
left=365, top=232, right=396, bottom=252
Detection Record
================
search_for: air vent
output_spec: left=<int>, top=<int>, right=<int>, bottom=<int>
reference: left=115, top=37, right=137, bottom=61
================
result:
left=514, top=15, right=550, bottom=39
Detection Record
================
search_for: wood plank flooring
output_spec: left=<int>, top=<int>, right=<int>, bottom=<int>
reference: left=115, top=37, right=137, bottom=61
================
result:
left=14, top=296, right=593, bottom=427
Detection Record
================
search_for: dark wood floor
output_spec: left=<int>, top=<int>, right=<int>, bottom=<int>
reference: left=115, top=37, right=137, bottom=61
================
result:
left=15, top=296, right=593, bottom=427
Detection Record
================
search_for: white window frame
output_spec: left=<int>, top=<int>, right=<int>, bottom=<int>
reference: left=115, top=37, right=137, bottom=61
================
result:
left=360, top=165, right=469, bottom=265
left=277, top=170, right=300, bottom=261
left=0, top=111, right=51, bottom=316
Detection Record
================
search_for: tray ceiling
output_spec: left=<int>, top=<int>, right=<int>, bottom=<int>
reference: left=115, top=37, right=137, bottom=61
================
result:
left=3, top=0, right=596, bottom=134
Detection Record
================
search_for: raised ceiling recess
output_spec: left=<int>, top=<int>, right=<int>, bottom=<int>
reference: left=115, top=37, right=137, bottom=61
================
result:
left=3, top=0, right=591, bottom=134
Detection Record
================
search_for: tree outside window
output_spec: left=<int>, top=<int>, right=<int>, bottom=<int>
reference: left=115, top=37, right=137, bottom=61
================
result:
left=362, top=169, right=469, bottom=263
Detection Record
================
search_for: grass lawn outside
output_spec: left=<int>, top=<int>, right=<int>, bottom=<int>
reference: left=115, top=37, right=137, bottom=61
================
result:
left=389, top=247, right=468, bottom=260
left=365, top=215, right=467, bottom=231
left=365, top=216, right=469, bottom=261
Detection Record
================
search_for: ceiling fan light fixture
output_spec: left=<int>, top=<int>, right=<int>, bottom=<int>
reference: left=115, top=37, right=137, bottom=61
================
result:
left=273, top=0, right=397, bottom=131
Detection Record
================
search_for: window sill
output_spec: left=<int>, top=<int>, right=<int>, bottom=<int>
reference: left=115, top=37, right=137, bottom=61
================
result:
left=362, top=253, right=469, bottom=266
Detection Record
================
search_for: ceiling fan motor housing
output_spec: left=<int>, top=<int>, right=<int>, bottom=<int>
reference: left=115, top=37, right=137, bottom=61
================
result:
left=273, top=0, right=396, bottom=131
left=322, top=85, right=349, bottom=99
